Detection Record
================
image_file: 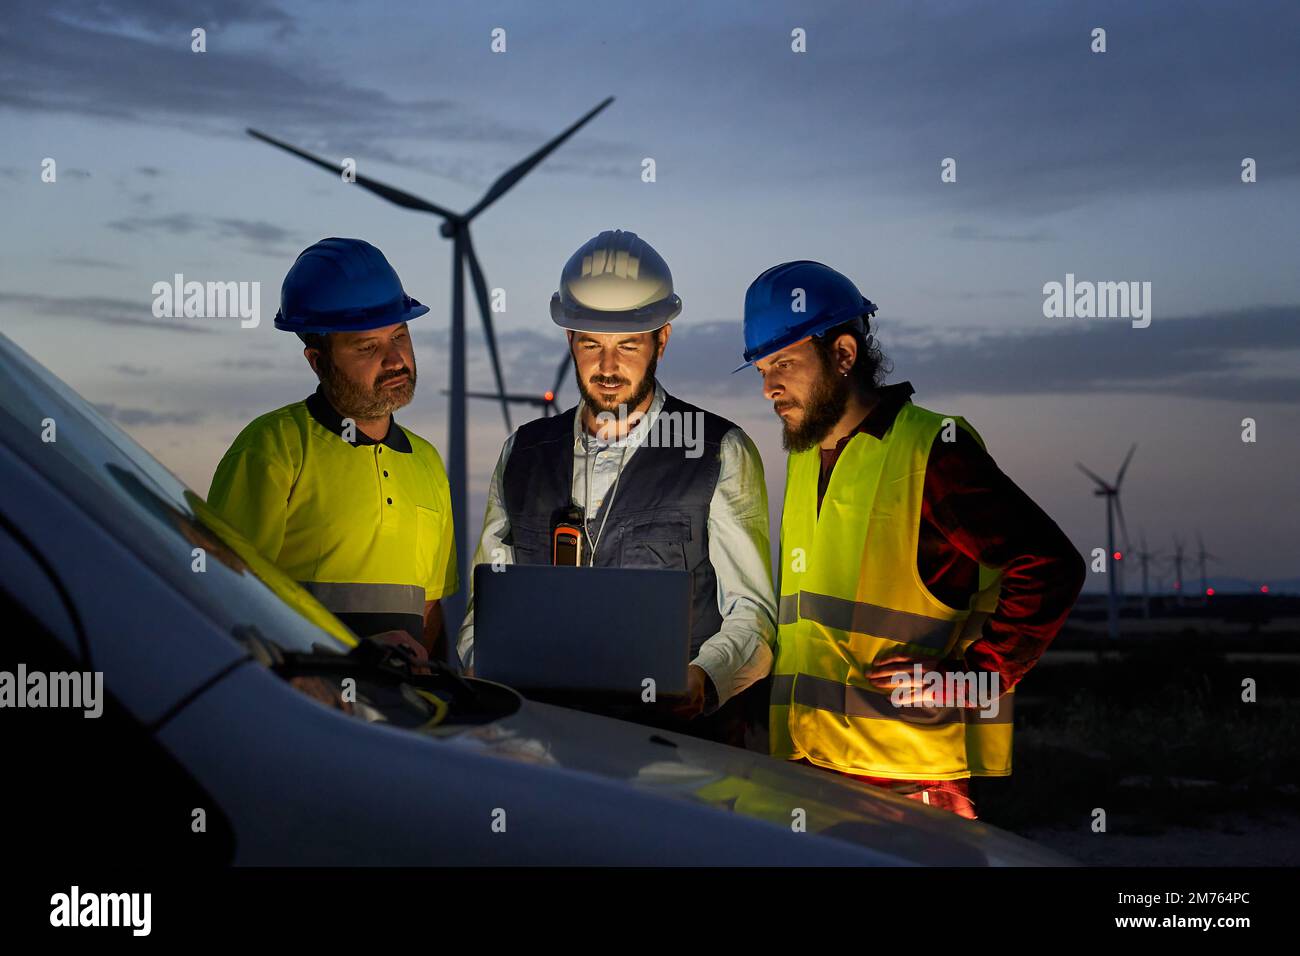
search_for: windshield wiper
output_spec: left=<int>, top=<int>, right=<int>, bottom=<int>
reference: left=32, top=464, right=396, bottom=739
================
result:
left=344, top=634, right=479, bottom=700
left=236, top=625, right=515, bottom=722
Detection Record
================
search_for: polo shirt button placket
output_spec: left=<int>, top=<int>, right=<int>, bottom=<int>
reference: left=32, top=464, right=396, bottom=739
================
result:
left=376, top=446, right=394, bottom=520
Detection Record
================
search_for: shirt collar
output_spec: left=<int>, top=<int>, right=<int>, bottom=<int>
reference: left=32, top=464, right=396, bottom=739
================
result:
left=834, top=381, right=916, bottom=448
left=305, top=384, right=413, bottom=453
left=573, top=379, right=666, bottom=451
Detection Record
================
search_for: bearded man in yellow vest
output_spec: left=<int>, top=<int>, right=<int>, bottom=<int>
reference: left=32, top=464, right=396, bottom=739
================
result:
left=736, top=261, right=1085, bottom=819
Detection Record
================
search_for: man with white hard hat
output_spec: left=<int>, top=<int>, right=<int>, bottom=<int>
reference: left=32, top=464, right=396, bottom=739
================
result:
left=458, top=229, right=776, bottom=746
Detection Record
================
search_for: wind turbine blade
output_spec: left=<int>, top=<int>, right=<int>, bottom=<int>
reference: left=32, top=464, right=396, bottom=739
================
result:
left=1075, top=462, right=1110, bottom=489
left=551, top=352, right=570, bottom=396
left=462, top=97, right=614, bottom=222
left=464, top=391, right=546, bottom=405
left=247, top=129, right=459, bottom=219
left=462, top=231, right=511, bottom=431
left=1115, top=443, right=1137, bottom=487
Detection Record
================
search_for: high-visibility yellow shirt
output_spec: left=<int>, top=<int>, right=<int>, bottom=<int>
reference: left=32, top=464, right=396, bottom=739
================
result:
left=207, top=386, right=457, bottom=642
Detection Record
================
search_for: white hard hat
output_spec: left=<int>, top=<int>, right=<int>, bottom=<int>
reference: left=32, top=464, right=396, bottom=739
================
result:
left=550, top=229, right=682, bottom=333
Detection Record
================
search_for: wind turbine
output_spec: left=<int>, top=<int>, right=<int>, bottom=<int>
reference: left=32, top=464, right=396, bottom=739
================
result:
left=247, top=97, right=615, bottom=632
left=462, top=352, right=570, bottom=418
left=1196, top=531, right=1219, bottom=600
left=1171, top=535, right=1187, bottom=606
left=1134, top=532, right=1162, bottom=619
left=1077, top=443, right=1135, bottom=640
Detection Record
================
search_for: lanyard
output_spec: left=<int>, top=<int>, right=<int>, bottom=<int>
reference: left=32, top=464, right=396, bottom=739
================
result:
left=582, top=435, right=628, bottom=565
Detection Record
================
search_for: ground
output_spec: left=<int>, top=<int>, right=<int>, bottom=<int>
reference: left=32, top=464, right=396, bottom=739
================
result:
left=968, top=628, right=1300, bottom=866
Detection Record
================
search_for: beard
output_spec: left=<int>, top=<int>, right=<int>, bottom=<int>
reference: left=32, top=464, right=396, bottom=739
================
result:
left=779, top=361, right=849, bottom=453
left=575, top=347, right=659, bottom=418
left=321, top=355, right=417, bottom=420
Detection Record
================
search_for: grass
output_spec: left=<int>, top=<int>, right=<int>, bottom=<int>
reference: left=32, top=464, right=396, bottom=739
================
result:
left=972, top=635, right=1300, bottom=833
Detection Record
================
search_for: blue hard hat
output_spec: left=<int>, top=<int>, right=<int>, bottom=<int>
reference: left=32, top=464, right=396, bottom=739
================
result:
left=734, top=260, right=877, bottom=372
left=274, top=237, right=429, bottom=334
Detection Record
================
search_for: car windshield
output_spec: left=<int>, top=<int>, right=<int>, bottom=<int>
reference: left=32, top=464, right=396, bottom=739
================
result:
left=0, top=332, right=355, bottom=656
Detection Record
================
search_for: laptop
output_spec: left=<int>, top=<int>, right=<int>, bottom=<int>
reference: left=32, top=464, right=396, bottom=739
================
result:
left=473, top=564, right=692, bottom=697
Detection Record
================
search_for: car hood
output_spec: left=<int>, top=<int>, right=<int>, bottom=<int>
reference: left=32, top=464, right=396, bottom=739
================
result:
left=438, top=693, right=1072, bottom=866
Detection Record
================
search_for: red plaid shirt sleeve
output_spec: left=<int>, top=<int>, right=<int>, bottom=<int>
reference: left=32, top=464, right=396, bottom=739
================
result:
left=921, top=430, right=1086, bottom=692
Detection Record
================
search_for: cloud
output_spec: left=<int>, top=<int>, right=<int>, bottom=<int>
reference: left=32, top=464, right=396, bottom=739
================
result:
left=53, top=255, right=125, bottom=270
left=57, top=0, right=295, bottom=36
left=20, top=1, right=1294, bottom=213
left=949, top=224, right=1055, bottom=243
left=517, top=306, right=1300, bottom=405
left=0, top=291, right=215, bottom=334
left=740, top=1, right=1300, bottom=212
left=211, top=217, right=296, bottom=245
left=934, top=289, right=1031, bottom=302
left=111, top=363, right=153, bottom=377
left=92, top=402, right=206, bottom=426
left=107, top=213, right=203, bottom=235
left=1, top=0, right=626, bottom=188
left=105, top=212, right=300, bottom=253
left=886, top=305, right=1300, bottom=404
left=215, top=356, right=279, bottom=370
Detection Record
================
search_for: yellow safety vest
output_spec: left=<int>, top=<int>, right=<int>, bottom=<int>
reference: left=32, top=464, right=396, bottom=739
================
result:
left=771, top=401, right=1013, bottom=780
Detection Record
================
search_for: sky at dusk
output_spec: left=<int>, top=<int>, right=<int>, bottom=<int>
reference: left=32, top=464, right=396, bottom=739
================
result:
left=2, top=0, right=1297, bottom=593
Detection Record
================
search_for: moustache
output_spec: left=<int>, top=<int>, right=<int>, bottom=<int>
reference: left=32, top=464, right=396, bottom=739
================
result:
left=376, top=370, right=411, bottom=387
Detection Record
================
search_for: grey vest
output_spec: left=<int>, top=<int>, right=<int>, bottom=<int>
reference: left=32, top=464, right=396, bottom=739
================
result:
left=501, top=392, right=734, bottom=657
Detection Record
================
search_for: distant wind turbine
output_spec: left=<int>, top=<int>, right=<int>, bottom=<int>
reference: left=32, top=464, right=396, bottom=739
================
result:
left=1196, top=531, right=1219, bottom=599
left=1077, top=443, right=1136, bottom=640
left=1171, top=535, right=1187, bottom=606
left=1135, top=532, right=1162, bottom=619
left=461, top=352, right=570, bottom=418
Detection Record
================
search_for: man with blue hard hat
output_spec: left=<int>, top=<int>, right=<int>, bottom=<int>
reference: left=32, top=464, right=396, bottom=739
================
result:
left=739, top=260, right=1084, bottom=817
left=208, top=238, right=457, bottom=658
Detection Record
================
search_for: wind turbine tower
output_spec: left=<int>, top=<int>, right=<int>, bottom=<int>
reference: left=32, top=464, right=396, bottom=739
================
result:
left=1077, top=444, right=1136, bottom=640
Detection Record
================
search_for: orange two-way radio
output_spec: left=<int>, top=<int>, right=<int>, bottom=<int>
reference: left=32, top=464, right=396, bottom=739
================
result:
left=553, top=506, right=584, bottom=566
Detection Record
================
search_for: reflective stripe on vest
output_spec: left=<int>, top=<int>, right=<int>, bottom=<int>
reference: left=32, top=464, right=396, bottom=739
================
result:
left=777, top=591, right=956, bottom=650
left=770, top=673, right=1014, bottom=725
left=771, top=402, right=1013, bottom=780
left=299, top=580, right=427, bottom=643
left=299, top=581, right=426, bottom=616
